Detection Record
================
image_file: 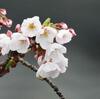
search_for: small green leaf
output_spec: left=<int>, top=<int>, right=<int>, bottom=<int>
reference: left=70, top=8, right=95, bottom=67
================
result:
left=43, top=18, right=51, bottom=26
left=5, top=58, right=14, bottom=70
left=49, top=23, right=54, bottom=27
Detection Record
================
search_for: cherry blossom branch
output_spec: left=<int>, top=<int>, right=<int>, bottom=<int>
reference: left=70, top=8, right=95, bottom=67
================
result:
left=18, top=56, right=37, bottom=72
left=44, top=78, right=65, bottom=99
left=0, top=8, right=77, bottom=99
left=18, top=57, right=65, bottom=99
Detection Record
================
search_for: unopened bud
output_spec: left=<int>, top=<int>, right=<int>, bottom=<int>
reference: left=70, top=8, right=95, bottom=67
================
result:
left=15, top=24, right=21, bottom=32
left=6, top=19, right=12, bottom=27
left=68, top=28, right=76, bottom=36
left=55, top=22, right=68, bottom=30
left=6, top=30, right=12, bottom=38
left=0, top=8, right=7, bottom=15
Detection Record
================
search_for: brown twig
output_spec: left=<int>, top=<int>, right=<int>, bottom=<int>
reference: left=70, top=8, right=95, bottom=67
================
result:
left=18, top=57, right=65, bottom=99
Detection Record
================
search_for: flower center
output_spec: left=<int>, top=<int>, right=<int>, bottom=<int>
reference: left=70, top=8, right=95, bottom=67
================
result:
left=19, top=40, right=26, bottom=45
left=43, top=31, right=48, bottom=37
left=28, top=23, right=36, bottom=30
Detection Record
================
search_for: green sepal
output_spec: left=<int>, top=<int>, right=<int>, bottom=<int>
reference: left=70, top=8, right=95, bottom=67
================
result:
left=49, top=23, right=55, bottom=27
left=5, top=58, right=14, bottom=70
left=43, top=18, right=53, bottom=27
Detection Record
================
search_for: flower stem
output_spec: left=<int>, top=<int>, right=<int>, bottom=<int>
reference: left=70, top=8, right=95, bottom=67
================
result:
left=44, top=78, right=65, bottom=99
left=18, top=56, right=37, bottom=72
left=18, top=57, right=65, bottom=99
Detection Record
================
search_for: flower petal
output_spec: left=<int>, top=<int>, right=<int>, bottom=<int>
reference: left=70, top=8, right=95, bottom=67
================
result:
left=56, top=29, right=73, bottom=44
left=10, top=32, right=30, bottom=53
left=36, top=62, right=61, bottom=79
left=46, top=43, right=67, bottom=56
left=21, top=16, right=42, bottom=37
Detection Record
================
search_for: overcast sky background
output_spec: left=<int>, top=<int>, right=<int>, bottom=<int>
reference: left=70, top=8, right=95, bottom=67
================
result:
left=0, top=0, right=100, bottom=99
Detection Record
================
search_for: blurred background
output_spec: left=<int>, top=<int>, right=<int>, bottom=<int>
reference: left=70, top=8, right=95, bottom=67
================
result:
left=0, top=0, right=100, bottom=99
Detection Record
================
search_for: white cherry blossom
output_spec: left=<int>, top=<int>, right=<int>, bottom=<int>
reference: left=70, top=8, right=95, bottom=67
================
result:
left=56, top=29, right=73, bottom=44
left=44, top=43, right=68, bottom=73
left=21, top=16, right=42, bottom=37
left=36, top=62, right=61, bottom=79
left=10, top=33, right=30, bottom=53
left=50, top=52, right=68, bottom=73
left=36, top=26, right=57, bottom=49
left=36, top=51, right=68, bottom=79
left=0, top=34, right=10, bottom=55
left=45, top=50, right=68, bottom=73
left=45, top=43, right=67, bottom=56
left=36, top=43, right=68, bottom=79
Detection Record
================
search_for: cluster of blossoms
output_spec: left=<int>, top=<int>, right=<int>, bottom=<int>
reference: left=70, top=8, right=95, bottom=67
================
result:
left=0, top=9, right=76, bottom=79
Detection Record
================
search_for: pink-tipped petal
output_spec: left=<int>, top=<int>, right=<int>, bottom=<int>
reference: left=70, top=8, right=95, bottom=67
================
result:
left=55, top=22, right=68, bottom=29
left=15, top=24, right=21, bottom=32
left=68, top=28, right=76, bottom=36
left=6, top=30, right=12, bottom=38
left=0, top=9, right=7, bottom=15
left=6, top=19, right=12, bottom=27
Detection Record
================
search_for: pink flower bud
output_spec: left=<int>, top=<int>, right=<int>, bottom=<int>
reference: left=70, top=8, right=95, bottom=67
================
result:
left=0, top=18, right=6, bottom=26
left=0, top=18, right=12, bottom=28
left=68, top=28, right=76, bottom=36
left=6, top=30, right=12, bottom=38
left=15, top=24, right=21, bottom=32
left=6, top=19, right=12, bottom=27
left=0, top=8, right=7, bottom=15
left=55, top=22, right=68, bottom=29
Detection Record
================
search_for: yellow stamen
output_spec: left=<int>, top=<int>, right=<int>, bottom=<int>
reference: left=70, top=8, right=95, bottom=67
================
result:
left=19, top=40, right=26, bottom=45
left=43, top=31, right=48, bottom=37
left=28, top=23, right=36, bottom=30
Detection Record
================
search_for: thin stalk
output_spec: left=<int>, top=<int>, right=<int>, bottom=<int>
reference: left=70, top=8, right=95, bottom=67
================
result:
left=18, top=57, right=65, bottom=99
